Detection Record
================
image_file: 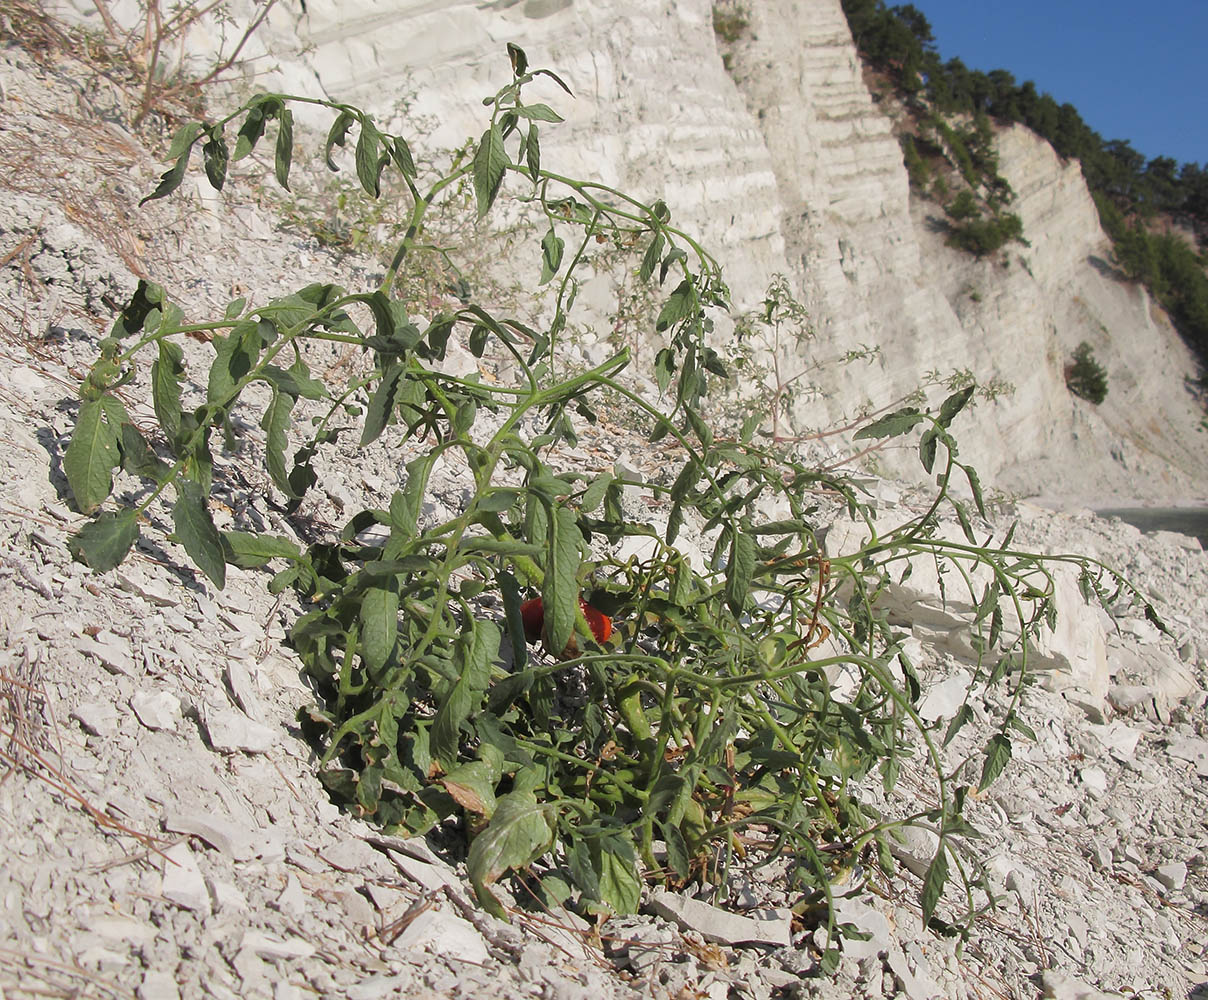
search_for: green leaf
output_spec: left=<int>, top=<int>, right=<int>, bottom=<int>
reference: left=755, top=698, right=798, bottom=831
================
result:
left=685, top=406, right=712, bottom=450
left=172, top=480, right=226, bottom=589
left=139, top=148, right=191, bottom=206
left=507, top=42, right=528, bottom=76
left=543, top=505, right=581, bottom=656
left=165, top=121, right=204, bottom=161
left=222, top=531, right=301, bottom=568
left=725, top=529, right=756, bottom=615
left=655, top=279, right=697, bottom=332
left=594, top=839, right=641, bottom=914
left=202, top=131, right=228, bottom=191
left=580, top=473, right=613, bottom=514
left=355, top=117, right=383, bottom=197
left=659, top=247, right=686, bottom=284
left=361, top=362, right=403, bottom=446
left=232, top=103, right=267, bottom=161
left=473, top=124, right=509, bottom=218
left=539, top=227, right=564, bottom=285
left=65, top=397, right=122, bottom=513
left=324, top=110, right=355, bottom=170
left=853, top=407, right=924, bottom=441
left=151, top=330, right=183, bottom=449
left=432, top=620, right=499, bottom=768
left=920, top=841, right=949, bottom=924
left=640, top=232, right=665, bottom=282
left=260, top=387, right=297, bottom=498
left=390, top=136, right=417, bottom=179
left=109, top=280, right=165, bottom=340
left=1006, top=714, right=1037, bottom=741
left=274, top=107, right=294, bottom=190
left=918, top=427, right=939, bottom=473
left=963, top=463, right=986, bottom=518
left=977, top=733, right=1012, bottom=792
left=68, top=511, right=139, bottom=573
left=670, top=459, right=701, bottom=501
left=207, top=320, right=260, bottom=403
left=524, top=122, right=540, bottom=178
left=440, top=760, right=497, bottom=818
left=497, top=569, right=528, bottom=671
left=467, top=789, right=553, bottom=911
left=942, top=704, right=973, bottom=746
left=937, top=385, right=975, bottom=428
left=360, top=577, right=400, bottom=675
left=654, top=348, right=675, bottom=394
left=119, top=423, right=170, bottom=482
left=517, top=103, right=563, bottom=123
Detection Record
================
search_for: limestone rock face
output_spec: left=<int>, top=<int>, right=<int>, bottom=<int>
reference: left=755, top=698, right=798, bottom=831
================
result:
left=53, top=0, right=1208, bottom=498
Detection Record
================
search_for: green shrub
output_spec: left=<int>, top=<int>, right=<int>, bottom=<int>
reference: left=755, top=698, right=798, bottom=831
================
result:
left=1065, top=341, right=1109, bottom=404
left=712, top=3, right=750, bottom=44
left=62, top=46, right=1151, bottom=943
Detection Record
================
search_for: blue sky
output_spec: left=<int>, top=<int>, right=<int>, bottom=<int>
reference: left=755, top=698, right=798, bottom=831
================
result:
left=909, top=1, right=1207, bottom=167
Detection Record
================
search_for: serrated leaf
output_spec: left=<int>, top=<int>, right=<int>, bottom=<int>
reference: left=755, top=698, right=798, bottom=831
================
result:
left=977, top=732, right=1012, bottom=792
left=543, top=505, right=581, bottom=657
left=222, top=531, right=301, bottom=568
left=360, top=577, right=399, bottom=675
left=274, top=107, right=293, bottom=190
left=670, top=459, right=701, bottom=501
left=473, top=123, right=510, bottom=218
left=68, top=511, right=139, bottom=573
left=853, top=408, right=924, bottom=441
left=260, top=387, right=297, bottom=497
left=659, top=247, right=686, bottom=284
left=355, top=117, right=383, bottom=197
left=920, top=841, right=949, bottom=924
left=725, top=528, right=755, bottom=615
left=165, top=121, right=204, bottom=161
left=467, top=789, right=553, bottom=908
left=172, top=479, right=225, bottom=589
left=65, top=398, right=122, bottom=513
left=539, top=227, right=564, bottom=285
left=655, top=279, right=697, bottom=332
left=324, top=110, right=355, bottom=170
left=139, top=148, right=191, bottom=206
left=685, top=406, right=712, bottom=450
left=640, top=232, right=665, bottom=282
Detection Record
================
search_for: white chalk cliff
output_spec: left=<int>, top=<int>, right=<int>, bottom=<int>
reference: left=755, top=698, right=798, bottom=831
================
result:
left=59, top=0, right=1208, bottom=500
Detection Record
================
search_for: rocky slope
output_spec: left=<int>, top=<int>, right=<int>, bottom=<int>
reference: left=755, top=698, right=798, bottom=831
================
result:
left=49, top=0, right=1208, bottom=497
left=2, top=5, right=1208, bottom=1000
